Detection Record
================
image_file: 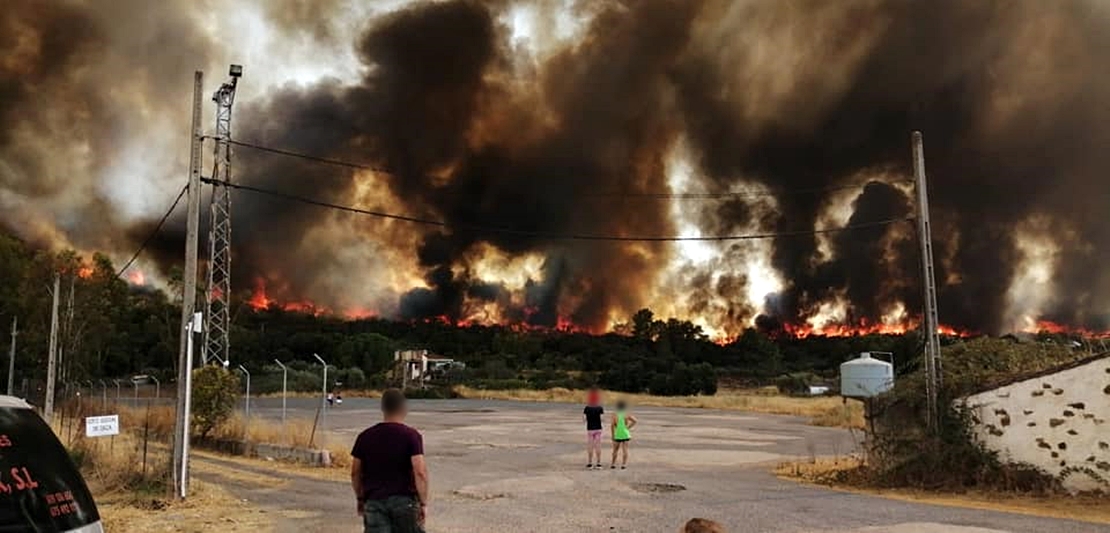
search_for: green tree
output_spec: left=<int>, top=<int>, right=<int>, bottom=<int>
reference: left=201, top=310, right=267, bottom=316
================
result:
left=191, top=365, right=240, bottom=438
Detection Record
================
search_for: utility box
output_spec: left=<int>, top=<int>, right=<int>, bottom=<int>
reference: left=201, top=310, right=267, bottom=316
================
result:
left=840, top=352, right=893, bottom=398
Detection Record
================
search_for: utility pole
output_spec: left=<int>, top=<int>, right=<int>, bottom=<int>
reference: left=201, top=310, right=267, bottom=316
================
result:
left=912, top=131, right=942, bottom=432
left=204, top=64, right=242, bottom=367
left=173, top=70, right=205, bottom=501
left=45, top=274, right=60, bottom=423
left=59, top=275, right=74, bottom=386
left=7, top=316, right=16, bottom=396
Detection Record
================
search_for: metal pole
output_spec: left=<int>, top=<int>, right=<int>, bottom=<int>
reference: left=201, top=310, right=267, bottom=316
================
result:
left=7, top=316, right=16, bottom=396
left=133, top=380, right=138, bottom=403
left=99, top=380, right=107, bottom=410
left=181, top=312, right=200, bottom=499
left=274, top=359, right=287, bottom=425
left=114, top=380, right=121, bottom=400
left=237, top=365, right=250, bottom=421
left=912, top=131, right=942, bottom=432
left=174, top=71, right=204, bottom=501
left=151, top=376, right=160, bottom=399
left=313, top=353, right=327, bottom=436
left=45, top=274, right=60, bottom=423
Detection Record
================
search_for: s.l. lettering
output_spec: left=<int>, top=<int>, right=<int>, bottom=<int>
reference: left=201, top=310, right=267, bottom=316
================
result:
left=11, top=467, right=38, bottom=490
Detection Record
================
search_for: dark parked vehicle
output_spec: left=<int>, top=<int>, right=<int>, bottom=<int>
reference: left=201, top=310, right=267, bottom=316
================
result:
left=0, top=396, right=102, bottom=532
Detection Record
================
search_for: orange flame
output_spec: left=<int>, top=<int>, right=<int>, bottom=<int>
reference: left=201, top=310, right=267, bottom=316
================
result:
left=246, top=278, right=384, bottom=319
left=125, top=270, right=146, bottom=286
left=1024, top=320, right=1110, bottom=339
left=781, top=319, right=974, bottom=339
left=345, top=307, right=379, bottom=320
left=77, top=265, right=93, bottom=279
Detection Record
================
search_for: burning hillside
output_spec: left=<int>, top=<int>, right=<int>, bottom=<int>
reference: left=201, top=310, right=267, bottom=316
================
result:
left=3, top=0, right=1110, bottom=339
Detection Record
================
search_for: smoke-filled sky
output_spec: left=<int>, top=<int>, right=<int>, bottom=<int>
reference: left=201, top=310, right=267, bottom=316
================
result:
left=3, top=0, right=1110, bottom=338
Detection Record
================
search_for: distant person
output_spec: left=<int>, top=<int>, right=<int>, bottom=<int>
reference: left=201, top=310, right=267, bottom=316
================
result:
left=583, top=388, right=605, bottom=469
left=336, top=391, right=344, bottom=405
left=683, top=518, right=725, bottom=533
left=351, top=389, right=429, bottom=533
left=327, top=392, right=335, bottom=407
left=610, top=400, right=637, bottom=469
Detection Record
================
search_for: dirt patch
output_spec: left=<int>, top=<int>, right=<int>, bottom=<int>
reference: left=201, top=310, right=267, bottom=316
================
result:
left=629, top=482, right=686, bottom=494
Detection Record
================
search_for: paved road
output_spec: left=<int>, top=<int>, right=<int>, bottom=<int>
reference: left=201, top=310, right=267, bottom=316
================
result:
left=201, top=397, right=1108, bottom=533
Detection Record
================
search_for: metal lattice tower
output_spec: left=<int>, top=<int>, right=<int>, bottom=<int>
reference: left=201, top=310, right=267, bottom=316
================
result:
left=204, top=65, right=242, bottom=367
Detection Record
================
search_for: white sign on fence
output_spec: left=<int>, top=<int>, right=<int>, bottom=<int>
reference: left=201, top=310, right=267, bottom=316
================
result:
left=85, top=415, right=120, bottom=437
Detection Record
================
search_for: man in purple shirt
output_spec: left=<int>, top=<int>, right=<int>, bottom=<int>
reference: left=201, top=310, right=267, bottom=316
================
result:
left=351, top=389, right=429, bottom=533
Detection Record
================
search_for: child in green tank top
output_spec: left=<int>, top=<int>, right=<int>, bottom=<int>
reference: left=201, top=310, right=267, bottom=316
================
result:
left=610, top=400, right=638, bottom=469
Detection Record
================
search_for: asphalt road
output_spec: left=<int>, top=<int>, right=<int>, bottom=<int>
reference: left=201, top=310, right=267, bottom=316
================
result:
left=212, top=397, right=1108, bottom=533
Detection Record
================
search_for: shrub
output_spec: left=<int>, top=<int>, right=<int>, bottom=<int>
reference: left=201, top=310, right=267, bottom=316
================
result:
left=774, top=372, right=819, bottom=396
left=191, top=365, right=240, bottom=438
left=844, top=338, right=1079, bottom=493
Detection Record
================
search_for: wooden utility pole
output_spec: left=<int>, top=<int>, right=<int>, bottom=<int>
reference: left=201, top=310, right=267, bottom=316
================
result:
left=7, top=316, right=17, bottom=396
left=173, top=70, right=204, bottom=500
left=912, top=131, right=941, bottom=431
left=45, top=273, right=60, bottom=423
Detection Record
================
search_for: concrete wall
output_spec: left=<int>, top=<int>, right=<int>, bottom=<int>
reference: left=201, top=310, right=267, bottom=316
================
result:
left=963, top=355, right=1110, bottom=492
left=193, top=438, right=332, bottom=467
left=255, top=443, right=332, bottom=466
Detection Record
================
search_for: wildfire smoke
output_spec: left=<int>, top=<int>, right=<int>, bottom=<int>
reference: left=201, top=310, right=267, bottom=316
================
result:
left=2, top=0, right=1109, bottom=339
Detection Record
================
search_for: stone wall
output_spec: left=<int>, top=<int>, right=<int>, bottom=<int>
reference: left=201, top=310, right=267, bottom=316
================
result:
left=962, top=354, right=1110, bottom=492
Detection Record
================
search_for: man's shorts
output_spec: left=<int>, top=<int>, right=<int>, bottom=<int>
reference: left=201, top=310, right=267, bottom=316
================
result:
left=587, top=429, right=603, bottom=445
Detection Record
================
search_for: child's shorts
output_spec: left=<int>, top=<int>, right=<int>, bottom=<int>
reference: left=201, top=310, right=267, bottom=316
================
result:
left=587, top=430, right=603, bottom=445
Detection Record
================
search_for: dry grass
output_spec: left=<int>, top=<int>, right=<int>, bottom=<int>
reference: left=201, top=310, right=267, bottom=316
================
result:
left=776, top=458, right=1110, bottom=525
left=96, top=479, right=272, bottom=532
left=212, top=414, right=320, bottom=448
left=48, top=411, right=268, bottom=532
left=453, top=386, right=865, bottom=428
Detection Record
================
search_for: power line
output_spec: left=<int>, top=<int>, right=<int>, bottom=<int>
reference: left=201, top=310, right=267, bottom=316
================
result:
left=204, top=177, right=913, bottom=242
left=116, top=184, right=188, bottom=278
left=580, top=182, right=900, bottom=199
left=229, top=139, right=392, bottom=174
left=228, top=138, right=908, bottom=200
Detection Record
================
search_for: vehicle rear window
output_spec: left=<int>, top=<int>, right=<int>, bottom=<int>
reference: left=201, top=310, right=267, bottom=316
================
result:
left=0, top=407, right=100, bottom=532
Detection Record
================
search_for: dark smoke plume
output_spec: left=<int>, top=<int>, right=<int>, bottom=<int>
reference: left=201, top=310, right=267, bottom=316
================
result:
left=5, top=0, right=1110, bottom=336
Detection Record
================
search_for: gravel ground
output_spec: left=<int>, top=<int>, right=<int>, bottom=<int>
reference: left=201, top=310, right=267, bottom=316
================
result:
left=193, top=398, right=1109, bottom=533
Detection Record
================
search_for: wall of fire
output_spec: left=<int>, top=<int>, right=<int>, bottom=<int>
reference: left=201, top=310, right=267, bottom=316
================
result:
left=963, top=355, right=1110, bottom=492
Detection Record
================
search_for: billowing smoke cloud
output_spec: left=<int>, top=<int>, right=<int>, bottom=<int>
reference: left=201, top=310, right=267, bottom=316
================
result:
left=0, top=0, right=215, bottom=250
left=4, top=0, right=1110, bottom=336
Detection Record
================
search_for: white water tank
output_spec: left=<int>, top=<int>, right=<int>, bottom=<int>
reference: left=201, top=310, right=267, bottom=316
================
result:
left=840, top=352, right=893, bottom=398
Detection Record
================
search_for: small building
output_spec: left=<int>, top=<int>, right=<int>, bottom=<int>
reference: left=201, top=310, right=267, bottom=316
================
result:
left=394, top=350, right=462, bottom=388
left=961, top=352, right=1110, bottom=493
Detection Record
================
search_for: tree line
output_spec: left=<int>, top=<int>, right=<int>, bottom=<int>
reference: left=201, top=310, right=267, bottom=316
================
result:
left=0, top=231, right=989, bottom=398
